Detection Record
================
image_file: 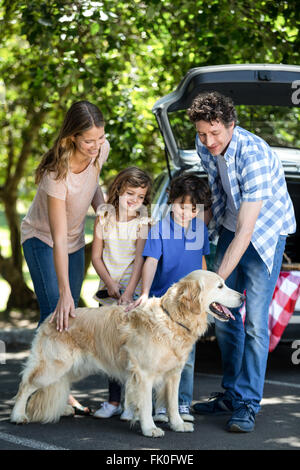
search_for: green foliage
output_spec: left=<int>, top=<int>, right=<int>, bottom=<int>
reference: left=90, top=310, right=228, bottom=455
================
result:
left=0, top=0, right=299, bottom=311
left=1, top=0, right=299, bottom=201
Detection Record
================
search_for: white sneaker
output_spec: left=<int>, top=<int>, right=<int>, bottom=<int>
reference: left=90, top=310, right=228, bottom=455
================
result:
left=179, top=404, right=194, bottom=422
left=120, top=407, right=135, bottom=421
left=153, top=407, right=169, bottom=423
left=93, top=402, right=122, bottom=419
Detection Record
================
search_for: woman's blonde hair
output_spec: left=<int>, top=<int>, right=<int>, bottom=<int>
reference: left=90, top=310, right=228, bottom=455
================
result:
left=35, top=101, right=105, bottom=184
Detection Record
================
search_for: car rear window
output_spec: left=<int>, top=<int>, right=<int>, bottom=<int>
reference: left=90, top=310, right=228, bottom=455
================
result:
left=169, top=105, right=300, bottom=151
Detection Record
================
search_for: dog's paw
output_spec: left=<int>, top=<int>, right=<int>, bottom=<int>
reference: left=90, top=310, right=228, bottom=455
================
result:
left=62, top=405, right=75, bottom=417
left=143, top=426, right=165, bottom=438
left=10, top=413, right=29, bottom=424
left=170, top=421, right=194, bottom=433
left=182, top=422, right=194, bottom=432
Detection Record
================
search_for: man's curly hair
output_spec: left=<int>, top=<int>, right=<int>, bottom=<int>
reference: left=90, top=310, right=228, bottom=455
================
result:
left=187, top=91, right=237, bottom=127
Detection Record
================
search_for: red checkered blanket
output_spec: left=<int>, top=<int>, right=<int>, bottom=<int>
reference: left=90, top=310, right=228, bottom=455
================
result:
left=240, top=271, right=300, bottom=352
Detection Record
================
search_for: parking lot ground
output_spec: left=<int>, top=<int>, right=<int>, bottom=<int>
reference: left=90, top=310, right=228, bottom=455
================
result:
left=0, top=340, right=299, bottom=453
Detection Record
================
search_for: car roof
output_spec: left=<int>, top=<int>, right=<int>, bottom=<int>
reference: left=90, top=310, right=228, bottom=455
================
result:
left=153, top=64, right=300, bottom=111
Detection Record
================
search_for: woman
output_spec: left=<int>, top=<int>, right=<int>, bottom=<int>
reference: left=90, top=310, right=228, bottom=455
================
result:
left=21, top=100, right=110, bottom=414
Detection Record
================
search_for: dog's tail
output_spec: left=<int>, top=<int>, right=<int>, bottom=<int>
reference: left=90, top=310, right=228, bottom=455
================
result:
left=26, top=377, right=70, bottom=423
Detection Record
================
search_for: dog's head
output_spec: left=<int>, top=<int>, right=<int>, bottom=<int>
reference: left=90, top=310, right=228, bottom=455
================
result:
left=182, top=269, right=245, bottom=322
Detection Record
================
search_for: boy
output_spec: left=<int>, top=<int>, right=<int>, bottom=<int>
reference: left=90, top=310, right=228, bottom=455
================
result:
left=134, top=172, right=211, bottom=422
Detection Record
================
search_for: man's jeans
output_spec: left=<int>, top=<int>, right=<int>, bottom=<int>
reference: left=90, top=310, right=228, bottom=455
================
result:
left=214, top=227, right=286, bottom=413
left=178, top=344, right=196, bottom=407
left=23, top=237, right=85, bottom=324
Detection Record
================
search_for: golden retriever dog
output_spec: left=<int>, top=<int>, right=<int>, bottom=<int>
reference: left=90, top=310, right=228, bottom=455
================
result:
left=11, top=270, right=244, bottom=437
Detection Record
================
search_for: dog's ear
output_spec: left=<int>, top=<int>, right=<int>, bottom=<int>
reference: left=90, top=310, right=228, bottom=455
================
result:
left=176, top=280, right=202, bottom=316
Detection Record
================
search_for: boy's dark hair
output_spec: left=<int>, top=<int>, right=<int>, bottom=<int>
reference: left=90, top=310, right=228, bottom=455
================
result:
left=187, top=91, right=237, bottom=127
left=167, top=173, right=212, bottom=210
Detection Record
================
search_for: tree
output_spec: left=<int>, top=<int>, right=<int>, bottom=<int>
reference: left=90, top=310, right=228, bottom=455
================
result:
left=0, top=0, right=299, bottom=312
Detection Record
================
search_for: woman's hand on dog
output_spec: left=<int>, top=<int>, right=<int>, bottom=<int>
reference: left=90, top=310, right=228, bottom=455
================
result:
left=49, top=291, right=76, bottom=332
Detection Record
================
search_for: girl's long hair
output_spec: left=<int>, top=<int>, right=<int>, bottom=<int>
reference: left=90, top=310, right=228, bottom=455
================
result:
left=96, top=167, right=152, bottom=238
left=35, top=101, right=105, bottom=184
left=107, top=167, right=152, bottom=214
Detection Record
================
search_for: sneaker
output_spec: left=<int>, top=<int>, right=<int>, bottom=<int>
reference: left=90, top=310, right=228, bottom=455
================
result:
left=179, top=405, right=194, bottom=422
left=226, top=404, right=256, bottom=433
left=93, top=402, right=122, bottom=419
left=193, top=392, right=234, bottom=415
left=120, top=407, right=135, bottom=421
left=153, top=407, right=169, bottom=423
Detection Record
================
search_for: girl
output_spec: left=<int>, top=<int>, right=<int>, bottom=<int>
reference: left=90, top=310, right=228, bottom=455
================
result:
left=21, top=100, right=110, bottom=415
left=91, top=167, right=152, bottom=420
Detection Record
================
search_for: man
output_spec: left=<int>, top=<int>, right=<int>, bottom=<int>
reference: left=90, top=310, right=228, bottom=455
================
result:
left=187, top=91, right=296, bottom=432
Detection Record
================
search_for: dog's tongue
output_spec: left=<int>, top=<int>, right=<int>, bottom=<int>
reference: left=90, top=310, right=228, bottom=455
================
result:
left=222, top=306, right=235, bottom=320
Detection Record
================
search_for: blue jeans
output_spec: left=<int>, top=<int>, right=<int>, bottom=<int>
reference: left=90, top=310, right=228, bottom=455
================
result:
left=214, top=227, right=286, bottom=413
left=178, top=344, right=196, bottom=407
left=108, top=380, right=121, bottom=403
left=23, top=237, right=85, bottom=324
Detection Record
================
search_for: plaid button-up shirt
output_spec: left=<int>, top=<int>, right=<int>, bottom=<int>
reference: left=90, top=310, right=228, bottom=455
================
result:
left=196, top=125, right=296, bottom=274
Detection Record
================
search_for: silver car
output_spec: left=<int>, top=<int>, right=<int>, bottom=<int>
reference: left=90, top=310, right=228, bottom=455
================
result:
left=151, top=64, right=300, bottom=341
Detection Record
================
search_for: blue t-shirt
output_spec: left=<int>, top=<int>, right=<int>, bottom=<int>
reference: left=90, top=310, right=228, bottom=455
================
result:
left=143, top=213, right=210, bottom=297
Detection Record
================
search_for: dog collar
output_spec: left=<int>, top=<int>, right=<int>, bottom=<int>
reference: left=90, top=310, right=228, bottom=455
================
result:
left=160, top=304, right=191, bottom=334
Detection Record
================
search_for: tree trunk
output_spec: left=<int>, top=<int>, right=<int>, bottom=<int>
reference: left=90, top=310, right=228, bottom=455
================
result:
left=1, top=187, right=39, bottom=313
left=0, top=108, right=48, bottom=313
left=0, top=253, right=38, bottom=315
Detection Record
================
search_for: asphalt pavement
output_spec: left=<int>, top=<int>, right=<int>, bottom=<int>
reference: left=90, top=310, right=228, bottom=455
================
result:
left=0, top=329, right=300, bottom=455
